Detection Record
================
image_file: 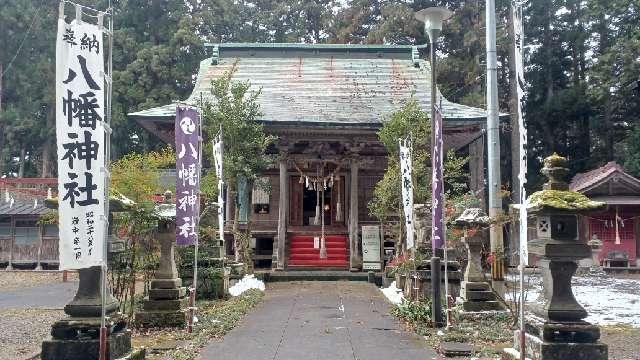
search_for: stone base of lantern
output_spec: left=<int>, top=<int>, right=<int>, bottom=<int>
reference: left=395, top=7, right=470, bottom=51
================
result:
left=403, top=263, right=462, bottom=301
left=502, top=315, right=608, bottom=360
left=42, top=314, right=144, bottom=360
left=460, top=281, right=504, bottom=312
left=135, top=278, right=189, bottom=328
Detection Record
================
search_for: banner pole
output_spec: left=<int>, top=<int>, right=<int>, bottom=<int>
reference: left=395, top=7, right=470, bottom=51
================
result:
left=218, top=125, right=224, bottom=248
left=99, top=6, right=114, bottom=360
left=511, top=3, right=528, bottom=358
left=188, top=107, right=203, bottom=333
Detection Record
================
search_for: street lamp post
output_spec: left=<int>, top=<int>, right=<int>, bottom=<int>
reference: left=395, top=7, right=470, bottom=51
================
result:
left=415, top=7, right=452, bottom=328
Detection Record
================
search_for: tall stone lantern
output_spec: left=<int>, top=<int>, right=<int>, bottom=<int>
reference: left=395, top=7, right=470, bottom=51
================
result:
left=513, top=154, right=608, bottom=360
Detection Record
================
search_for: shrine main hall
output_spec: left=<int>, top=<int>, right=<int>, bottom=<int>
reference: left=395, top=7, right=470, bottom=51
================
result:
left=130, top=43, right=490, bottom=271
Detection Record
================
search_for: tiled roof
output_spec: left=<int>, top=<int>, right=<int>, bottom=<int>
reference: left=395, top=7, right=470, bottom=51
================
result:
left=129, top=43, right=496, bottom=126
left=570, top=161, right=640, bottom=193
left=0, top=197, right=51, bottom=216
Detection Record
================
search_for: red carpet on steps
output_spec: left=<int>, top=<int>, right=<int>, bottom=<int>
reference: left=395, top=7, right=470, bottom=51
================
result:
left=288, top=235, right=349, bottom=267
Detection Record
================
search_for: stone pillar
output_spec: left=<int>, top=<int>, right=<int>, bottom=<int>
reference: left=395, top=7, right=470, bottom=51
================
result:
left=135, top=220, right=188, bottom=328
left=349, top=158, right=360, bottom=271
left=41, top=266, right=142, bottom=360
left=453, top=208, right=503, bottom=312
left=275, top=157, right=288, bottom=270
left=505, top=154, right=608, bottom=360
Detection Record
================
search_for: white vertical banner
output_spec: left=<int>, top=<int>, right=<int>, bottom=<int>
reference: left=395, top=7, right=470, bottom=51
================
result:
left=513, top=4, right=528, bottom=266
left=212, top=131, right=225, bottom=244
left=399, top=139, right=415, bottom=250
left=56, top=16, right=106, bottom=269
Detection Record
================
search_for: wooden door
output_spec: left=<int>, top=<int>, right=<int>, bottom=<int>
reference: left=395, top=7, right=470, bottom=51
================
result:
left=289, top=176, right=303, bottom=226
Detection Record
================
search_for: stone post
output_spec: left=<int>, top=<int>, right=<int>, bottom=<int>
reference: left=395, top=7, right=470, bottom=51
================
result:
left=453, top=208, right=503, bottom=312
left=135, top=218, right=188, bottom=328
left=41, top=265, right=141, bottom=359
left=275, top=156, right=288, bottom=270
left=505, top=154, right=608, bottom=360
left=349, top=157, right=360, bottom=271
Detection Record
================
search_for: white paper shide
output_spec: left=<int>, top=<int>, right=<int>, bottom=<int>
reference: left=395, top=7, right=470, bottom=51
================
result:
left=56, top=18, right=106, bottom=269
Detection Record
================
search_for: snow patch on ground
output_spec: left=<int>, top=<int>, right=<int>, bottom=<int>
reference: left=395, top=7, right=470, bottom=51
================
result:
left=380, top=281, right=405, bottom=305
left=228, top=274, right=265, bottom=297
left=507, top=273, right=640, bottom=328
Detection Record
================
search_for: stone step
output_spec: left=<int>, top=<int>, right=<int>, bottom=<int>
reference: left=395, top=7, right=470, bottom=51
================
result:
left=142, top=298, right=188, bottom=311
left=135, top=309, right=189, bottom=328
left=463, top=290, right=497, bottom=301
left=462, top=300, right=504, bottom=312
left=462, top=281, right=491, bottom=291
left=148, top=287, right=187, bottom=300
left=439, top=342, right=473, bottom=357
left=150, top=278, right=182, bottom=289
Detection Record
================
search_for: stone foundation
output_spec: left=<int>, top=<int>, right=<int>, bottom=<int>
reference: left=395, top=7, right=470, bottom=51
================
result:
left=135, top=278, right=189, bottom=328
left=460, top=281, right=504, bottom=311
left=42, top=314, right=142, bottom=360
left=502, top=330, right=607, bottom=360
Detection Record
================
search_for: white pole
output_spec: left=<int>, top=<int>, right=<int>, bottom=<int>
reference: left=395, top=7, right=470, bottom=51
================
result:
left=512, top=3, right=528, bottom=358
left=217, top=125, right=225, bottom=247
left=99, top=5, right=114, bottom=360
left=486, top=0, right=505, bottom=293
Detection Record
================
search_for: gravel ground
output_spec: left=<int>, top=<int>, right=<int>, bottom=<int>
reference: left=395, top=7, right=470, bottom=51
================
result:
left=0, top=308, right=65, bottom=360
left=601, top=325, right=640, bottom=360
left=0, top=271, right=77, bottom=291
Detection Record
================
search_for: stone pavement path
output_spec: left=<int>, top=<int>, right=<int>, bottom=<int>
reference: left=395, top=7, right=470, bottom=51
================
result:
left=0, top=280, right=77, bottom=309
left=199, top=281, right=438, bottom=360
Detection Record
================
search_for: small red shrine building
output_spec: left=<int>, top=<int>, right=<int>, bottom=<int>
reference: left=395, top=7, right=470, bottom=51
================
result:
left=570, top=162, right=640, bottom=268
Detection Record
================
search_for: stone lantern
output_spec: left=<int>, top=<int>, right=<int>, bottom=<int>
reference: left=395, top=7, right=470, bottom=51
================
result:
left=453, top=208, right=503, bottom=312
left=511, top=154, right=608, bottom=360
left=135, top=193, right=189, bottom=328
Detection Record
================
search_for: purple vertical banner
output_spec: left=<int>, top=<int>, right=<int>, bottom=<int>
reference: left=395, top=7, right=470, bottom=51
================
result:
left=175, top=106, right=201, bottom=245
left=431, top=106, right=445, bottom=252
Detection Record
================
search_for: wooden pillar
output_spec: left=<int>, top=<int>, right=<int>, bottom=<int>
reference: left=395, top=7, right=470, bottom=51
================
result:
left=275, top=157, right=288, bottom=270
left=349, top=158, right=360, bottom=271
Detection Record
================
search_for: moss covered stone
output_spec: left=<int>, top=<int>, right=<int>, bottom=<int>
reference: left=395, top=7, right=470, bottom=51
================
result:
left=544, top=152, right=567, bottom=168
left=527, top=189, right=605, bottom=211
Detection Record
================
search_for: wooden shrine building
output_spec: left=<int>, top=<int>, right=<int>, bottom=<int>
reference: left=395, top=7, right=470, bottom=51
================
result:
left=571, top=162, right=640, bottom=268
left=130, top=43, right=491, bottom=271
left=0, top=178, right=59, bottom=269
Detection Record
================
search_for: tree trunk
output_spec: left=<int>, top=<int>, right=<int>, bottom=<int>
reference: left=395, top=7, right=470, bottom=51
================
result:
left=18, top=147, right=26, bottom=178
left=41, top=106, right=55, bottom=177
left=604, top=97, right=614, bottom=161
left=0, top=63, right=4, bottom=177
left=543, top=0, right=555, bottom=153
left=229, top=182, right=240, bottom=263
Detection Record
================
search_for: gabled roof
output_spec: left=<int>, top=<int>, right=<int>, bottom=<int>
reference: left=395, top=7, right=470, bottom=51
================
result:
left=570, top=161, right=640, bottom=195
left=129, top=43, right=494, bottom=128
